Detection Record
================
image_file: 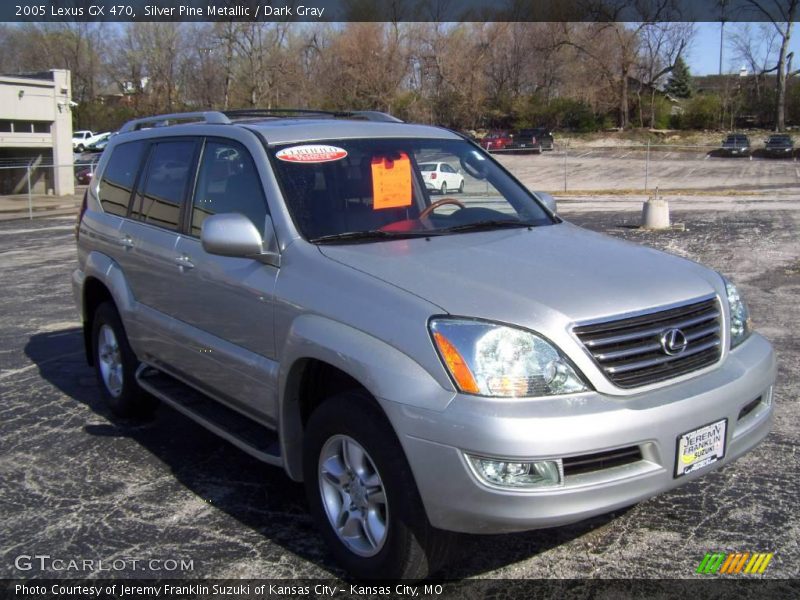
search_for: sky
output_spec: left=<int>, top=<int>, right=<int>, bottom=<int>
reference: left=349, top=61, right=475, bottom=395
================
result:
left=688, top=22, right=800, bottom=76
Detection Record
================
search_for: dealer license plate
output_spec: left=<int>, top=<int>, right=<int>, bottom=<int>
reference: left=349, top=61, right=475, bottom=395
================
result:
left=675, top=418, right=727, bottom=477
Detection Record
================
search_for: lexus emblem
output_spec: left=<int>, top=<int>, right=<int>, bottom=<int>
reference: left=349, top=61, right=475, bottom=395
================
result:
left=660, top=328, right=688, bottom=356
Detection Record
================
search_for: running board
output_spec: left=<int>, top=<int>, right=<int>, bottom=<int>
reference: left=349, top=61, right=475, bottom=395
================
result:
left=135, top=365, right=282, bottom=466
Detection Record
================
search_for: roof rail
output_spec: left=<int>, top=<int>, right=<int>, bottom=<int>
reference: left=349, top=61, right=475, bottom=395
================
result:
left=119, top=111, right=230, bottom=133
left=222, top=108, right=404, bottom=123
left=349, top=111, right=404, bottom=123
left=118, top=108, right=404, bottom=133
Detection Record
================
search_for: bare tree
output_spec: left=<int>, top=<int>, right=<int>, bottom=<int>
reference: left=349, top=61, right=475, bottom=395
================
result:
left=741, top=0, right=800, bottom=130
left=730, top=23, right=780, bottom=101
left=636, top=22, right=695, bottom=127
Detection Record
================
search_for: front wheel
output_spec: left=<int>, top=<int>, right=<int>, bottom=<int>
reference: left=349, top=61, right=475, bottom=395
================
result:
left=458, top=179, right=464, bottom=193
left=303, top=391, right=453, bottom=580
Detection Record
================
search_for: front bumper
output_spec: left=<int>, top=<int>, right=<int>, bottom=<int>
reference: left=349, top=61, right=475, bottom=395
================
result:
left=382, top=333, right=775, bottom=534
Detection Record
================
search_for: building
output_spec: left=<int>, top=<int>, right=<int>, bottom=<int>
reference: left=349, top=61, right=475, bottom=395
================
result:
left=0, top=69, right=74, bottom=196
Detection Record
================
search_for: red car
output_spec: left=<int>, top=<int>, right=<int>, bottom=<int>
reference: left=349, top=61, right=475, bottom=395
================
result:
left=75, top=167, right=94, bottom=185
left=479, top=131, right=513, bottom=152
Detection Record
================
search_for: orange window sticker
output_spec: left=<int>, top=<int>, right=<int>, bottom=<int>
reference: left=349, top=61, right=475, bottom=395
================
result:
left=371, top=152, right=412, bottom=210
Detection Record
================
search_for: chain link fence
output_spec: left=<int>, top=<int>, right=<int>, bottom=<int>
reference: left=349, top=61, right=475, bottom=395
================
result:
left=1, top=143, right=798, bottom=220
left=489, top=142, right=799, bottom=194
left=0, top=157, right=98, bottom=219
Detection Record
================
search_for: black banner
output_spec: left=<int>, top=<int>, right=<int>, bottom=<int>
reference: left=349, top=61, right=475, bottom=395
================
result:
left=2, top=579, right=800, bottom=600
left=2, top=0, right=799, bottom=23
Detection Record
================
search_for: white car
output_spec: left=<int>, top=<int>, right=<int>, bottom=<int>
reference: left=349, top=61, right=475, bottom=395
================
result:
left=72, top=130, right=95, bottom=152
left=419, top=162, right=465, bottom=194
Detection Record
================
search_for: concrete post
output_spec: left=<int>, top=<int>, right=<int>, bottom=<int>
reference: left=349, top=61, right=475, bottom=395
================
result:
left=642, top=188, right=670, bottom=229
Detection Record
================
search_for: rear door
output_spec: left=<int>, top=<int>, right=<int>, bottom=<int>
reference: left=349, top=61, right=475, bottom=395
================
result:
left=117, top=138, right=200, bottom=367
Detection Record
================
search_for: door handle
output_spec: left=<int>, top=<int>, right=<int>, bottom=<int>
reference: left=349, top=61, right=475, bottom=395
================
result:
left=174, top=255, right=195, bottom=270
left=117, top=235, right=134, bottom=249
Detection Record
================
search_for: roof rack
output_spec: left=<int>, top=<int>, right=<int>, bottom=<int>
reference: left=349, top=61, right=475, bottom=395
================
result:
left=118, top=108, right=404, bottom=134
left=119, top=111, right=229, bottom=133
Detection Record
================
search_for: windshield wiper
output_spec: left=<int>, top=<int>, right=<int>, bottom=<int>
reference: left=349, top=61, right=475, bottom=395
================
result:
left=310, top=230, right=437, bottom=244
left=437, top=219, right=536, bottom=234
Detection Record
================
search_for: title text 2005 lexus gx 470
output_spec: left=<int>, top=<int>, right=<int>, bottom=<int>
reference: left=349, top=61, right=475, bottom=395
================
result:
left=73, top=109, right=775, bottom=579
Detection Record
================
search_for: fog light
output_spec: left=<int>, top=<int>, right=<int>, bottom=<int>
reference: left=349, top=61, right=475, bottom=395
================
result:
left=763, top=386, right=773, bottom=407
left=467, top=455, right=563, bottom=489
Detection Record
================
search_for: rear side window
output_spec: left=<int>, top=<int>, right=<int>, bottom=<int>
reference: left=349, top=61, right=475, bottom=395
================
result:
left=131, top=140, right=197, bottom=231
left=98, top=141, right=146, bottom=217
left=190, top=141, right=268, bottom=236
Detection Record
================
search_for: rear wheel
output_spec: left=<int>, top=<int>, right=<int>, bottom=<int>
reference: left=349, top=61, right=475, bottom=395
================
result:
left=92, top=302, right=157, bottom=418
left=440, top=182, right=448, bottom=195
left=303, top=391, right=453, bottom=580
left=458, top=179, right=464, bottom=193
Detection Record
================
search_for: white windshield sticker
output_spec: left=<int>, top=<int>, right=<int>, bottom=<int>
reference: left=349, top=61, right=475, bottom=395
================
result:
left=275, top=145, right=348, bottom=163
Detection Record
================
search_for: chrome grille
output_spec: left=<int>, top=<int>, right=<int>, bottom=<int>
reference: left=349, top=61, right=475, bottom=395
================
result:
left=573, top=297, right=722, bottom=388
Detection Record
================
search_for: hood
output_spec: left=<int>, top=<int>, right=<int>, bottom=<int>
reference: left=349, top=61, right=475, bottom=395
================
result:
left=318, top=223, right=721, bottom=329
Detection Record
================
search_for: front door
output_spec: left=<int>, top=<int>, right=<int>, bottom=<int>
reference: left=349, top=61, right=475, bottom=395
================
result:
left=172, top=139, right=279, bottom=424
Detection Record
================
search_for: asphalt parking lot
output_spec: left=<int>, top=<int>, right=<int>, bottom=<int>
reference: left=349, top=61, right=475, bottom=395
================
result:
left=1, top=192, right=798, bottom=582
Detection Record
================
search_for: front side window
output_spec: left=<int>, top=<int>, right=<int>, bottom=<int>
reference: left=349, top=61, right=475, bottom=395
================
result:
left=269, top=138, right=553, bottom=243
left=131, top=140, right=196, bottom=230
left=98, top=140, right=146, bottom=217
left=190, top=141, right=268, bottom=236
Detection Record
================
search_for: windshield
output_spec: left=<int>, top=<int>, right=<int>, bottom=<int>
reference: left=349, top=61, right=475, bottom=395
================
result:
left=269, top=138, right=554, bottom=243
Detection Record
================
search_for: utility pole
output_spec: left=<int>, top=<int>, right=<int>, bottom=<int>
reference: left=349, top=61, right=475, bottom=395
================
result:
left=719, top=21, right=725, bottom=75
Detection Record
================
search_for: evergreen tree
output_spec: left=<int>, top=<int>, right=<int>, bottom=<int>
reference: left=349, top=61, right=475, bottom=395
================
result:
left=665, top=57, right=693, bottom=99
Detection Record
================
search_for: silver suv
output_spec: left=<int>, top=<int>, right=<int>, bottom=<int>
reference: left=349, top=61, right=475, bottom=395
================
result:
left=73, top=109, right=775, bottom=579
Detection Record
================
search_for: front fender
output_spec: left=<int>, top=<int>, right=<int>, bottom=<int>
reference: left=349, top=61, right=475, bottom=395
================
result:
left=278, top=314, right=455, bottom=480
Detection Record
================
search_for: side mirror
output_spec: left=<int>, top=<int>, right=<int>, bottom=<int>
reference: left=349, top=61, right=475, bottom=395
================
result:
left=535, top=191, right=557, bottom=214
left=460, top=150, right=489, bottom=180
left=201, top=213, right=280, bottom=267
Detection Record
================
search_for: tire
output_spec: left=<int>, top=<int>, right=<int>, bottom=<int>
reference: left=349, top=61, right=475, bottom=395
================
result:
left=303, top=391, right=454, bottom=580
left=76, top=144, right=85, bottom=153
left=458, top=179, right=464, bottom=193
left=92, top=302, right=158, bottom=418
left=440, top=182, right=447, bottom=195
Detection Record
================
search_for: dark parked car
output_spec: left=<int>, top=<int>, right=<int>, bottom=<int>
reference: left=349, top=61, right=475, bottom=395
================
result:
left=479, top=131, right=513, bottom=152
left=75, top=166, right=94, bottom=185
left=764, top=134, right=794, bottom=158
left=720, top=134, right=751, bottom=157
left=507, top=128, right=554, bottom=153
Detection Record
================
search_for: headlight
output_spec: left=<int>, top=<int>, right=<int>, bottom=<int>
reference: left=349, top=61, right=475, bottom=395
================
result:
left=430, top=319, right=589, bottom=397
left=723, top=276, right=751, bottom=348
